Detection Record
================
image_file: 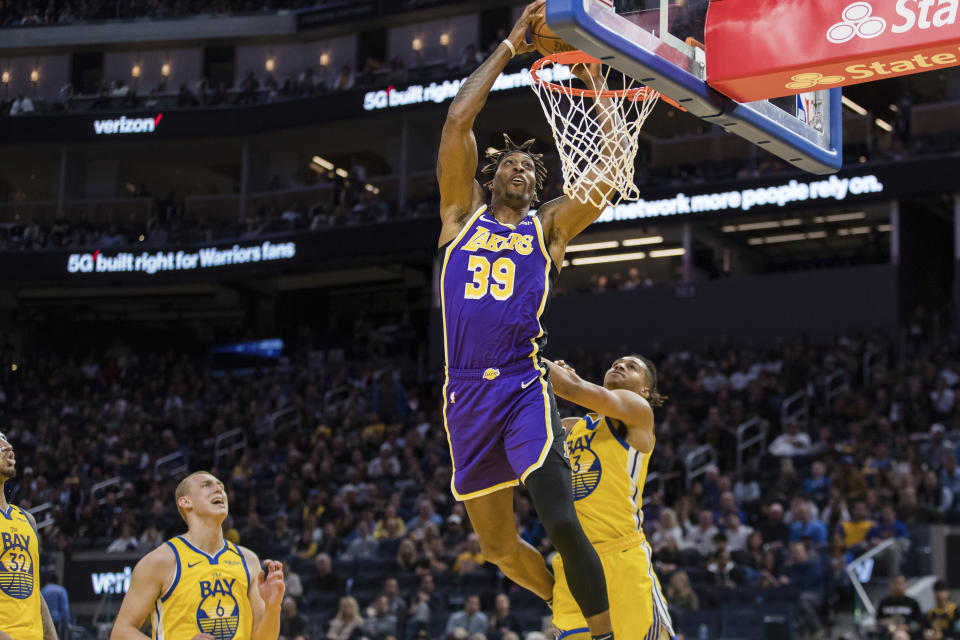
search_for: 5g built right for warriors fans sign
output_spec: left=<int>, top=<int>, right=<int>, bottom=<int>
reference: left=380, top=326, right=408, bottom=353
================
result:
left=705, top=0, right=960, bottom=102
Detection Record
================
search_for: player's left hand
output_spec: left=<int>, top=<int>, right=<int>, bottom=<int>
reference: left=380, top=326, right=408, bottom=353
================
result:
left=258, top=559, right=285, bottom=609
left=555, top=360, right=577, bottom=374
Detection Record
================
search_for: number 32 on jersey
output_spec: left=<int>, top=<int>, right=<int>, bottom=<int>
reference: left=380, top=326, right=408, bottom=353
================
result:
left=464, top=256, right=515, bottom=301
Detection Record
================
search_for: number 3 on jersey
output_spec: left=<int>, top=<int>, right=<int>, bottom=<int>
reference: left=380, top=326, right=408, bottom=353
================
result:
left=464, top=255, right=515, bottom=301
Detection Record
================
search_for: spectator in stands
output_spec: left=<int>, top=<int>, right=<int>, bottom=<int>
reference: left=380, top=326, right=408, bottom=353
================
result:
left=941, top=454, right=960, bottom=502
left=683, top=509, right=719, bottom=557
left=722, top=511, right=753, bottom=553
left=757, top=502, right=790, bottom=548
left=309, top=552, right=345, bottom=595
left=925, top=580, right=960, bottom=640
left=769, top=421, right=812, bottom=457
left=407, top=573, right=439, bottom=637
left=784, top=541, right=824, bottom=635
left=406, top=498, right=443, bottom=538
left=789, top=500, right=829, bottom=547
left=379, top=577, right=407, bottom=620
left=877, top=575, right=924, bottom=637
left=333, top=65, right=355, bottom=91
left=237, top=70, right=260, bottom=105
left=343, top=520, right=378, bottom=560
left=453, top=533, right=486, bottom=575
left=241, top=510, right=270, bottom=556
left=705, top=544, right=745, bottom=588
left=271, top=512, right=296, bottom=556
left=364, top=595, right=398, bottom=640
left=10, top=93, right=34, bottom=115
left=106, top=522, right=138, bottom=552
left=868, top=504, right=911, bottom=576
left=283, top=561, right=303, bottom=602
left=394, top=538, right=419, bottom=573
left=652, top=509, right=684, bottom=552
left=328, top=596, right=365, bottom=640
left=803, top=460, right=832, bottom=507
left=279, top=596, right=308, bottom=640
left=293, top=526, right=319, bottom=560
left=446, top=594, right=488, bottom=639
left=841, top=499, right=877, bottom=551
left=444, top=513, right=467, bottom=549
left=919, top=470, right=953, bottom=515
left=487, top=593, right=521, bottom=640
left=40, top=573, right=71, bottom=640
left=369, top=443, right=401, bottom=478
left=665, top=571, right=700, bottom=611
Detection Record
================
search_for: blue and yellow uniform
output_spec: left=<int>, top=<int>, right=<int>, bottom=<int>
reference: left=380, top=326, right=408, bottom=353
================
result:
left=0, top=504, right=42, bottom=640
left=153, top=536, right=253, bottom=640
left=552, top=414, right=675, bottom=640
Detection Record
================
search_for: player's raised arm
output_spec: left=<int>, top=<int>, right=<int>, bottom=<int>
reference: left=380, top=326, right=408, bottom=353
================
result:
left=241, top=549, right=284, bottom=640
left=110, top=549, right=171, bottom=640
left=438, top=0, right=542, bottom=245
left=544, top=359, right=654, bottom=449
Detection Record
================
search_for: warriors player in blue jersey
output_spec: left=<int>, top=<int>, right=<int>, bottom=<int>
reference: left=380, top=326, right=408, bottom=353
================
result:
left=437, top=2, right=625, bottom=637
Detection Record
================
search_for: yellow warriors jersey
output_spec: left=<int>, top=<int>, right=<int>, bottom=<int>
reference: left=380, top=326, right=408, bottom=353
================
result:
left=154, top=536, right=253, bottom=640
left=0, top=504, right=42, bottom=640
left=566, top=414, right=650, bottom=544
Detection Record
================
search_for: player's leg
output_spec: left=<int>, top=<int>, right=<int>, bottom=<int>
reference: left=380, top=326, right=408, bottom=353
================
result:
left=463, top=486, right=554, bottom=600
left=525, top=450, right=613, bottom=637
left=551, top=554, right=592, bottom=640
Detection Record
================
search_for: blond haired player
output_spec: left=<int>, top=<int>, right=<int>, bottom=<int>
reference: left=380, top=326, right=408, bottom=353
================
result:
left=111, top=471, right=284, bottom=640
left=0, top=431, right=59, bottom=640
left=543, top=357, right=676, bottom=640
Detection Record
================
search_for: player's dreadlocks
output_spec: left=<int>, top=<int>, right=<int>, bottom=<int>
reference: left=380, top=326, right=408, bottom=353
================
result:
left=481, top=134, right=548, bottom=201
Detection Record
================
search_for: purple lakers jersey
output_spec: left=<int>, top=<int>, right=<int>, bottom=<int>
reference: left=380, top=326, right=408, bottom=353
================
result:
left=440, top=205, right=557, bottom=369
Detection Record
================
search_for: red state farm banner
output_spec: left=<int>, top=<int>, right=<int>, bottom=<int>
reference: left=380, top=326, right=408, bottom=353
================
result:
left=705, top=0, right=960, bottom=102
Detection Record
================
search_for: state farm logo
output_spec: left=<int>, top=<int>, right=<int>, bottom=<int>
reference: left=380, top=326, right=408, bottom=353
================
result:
left=826, top=1, right=960, bottom=44
left=786, top=72, right=846, bottom=90
left=93, top=113, right=162, bottom=135
left=827, top=2, right=887, bottom=43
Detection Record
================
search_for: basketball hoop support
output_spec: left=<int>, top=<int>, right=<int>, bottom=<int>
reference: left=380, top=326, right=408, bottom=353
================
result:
left=545, top=0, right=843, bottom=175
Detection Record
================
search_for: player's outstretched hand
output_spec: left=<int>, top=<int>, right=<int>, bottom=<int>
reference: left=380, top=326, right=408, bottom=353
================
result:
left=258, top=559, right=285, bottom=609
left=508, top=0, right=545, bottom=56
left=189, top=635, right=216, bottom=640
left=555, top=360, right=577, bottom=375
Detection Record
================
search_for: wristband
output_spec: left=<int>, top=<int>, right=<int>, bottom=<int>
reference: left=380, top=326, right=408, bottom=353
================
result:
left=502, top=38, right=516, bottom=57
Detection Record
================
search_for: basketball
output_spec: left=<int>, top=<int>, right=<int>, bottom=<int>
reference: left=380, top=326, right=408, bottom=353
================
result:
left=531, top=13, right=575, bottom=56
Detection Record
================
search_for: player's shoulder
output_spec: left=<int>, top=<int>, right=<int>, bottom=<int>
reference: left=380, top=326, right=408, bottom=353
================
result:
left=136, top=539, right=178, bottom=571
left=233, top=543, right=260, bottom=565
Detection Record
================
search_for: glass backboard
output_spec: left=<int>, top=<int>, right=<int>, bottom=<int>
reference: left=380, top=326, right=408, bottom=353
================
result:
left=545, top=0, right=843, bottom=174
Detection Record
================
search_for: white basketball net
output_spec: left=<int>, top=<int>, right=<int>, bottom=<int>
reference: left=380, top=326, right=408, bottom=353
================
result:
left=529, top=54, right=660, bottom=209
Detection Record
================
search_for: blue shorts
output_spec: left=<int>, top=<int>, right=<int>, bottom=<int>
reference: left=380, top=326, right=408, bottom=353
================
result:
left=442, top=359, right=565, bottom=501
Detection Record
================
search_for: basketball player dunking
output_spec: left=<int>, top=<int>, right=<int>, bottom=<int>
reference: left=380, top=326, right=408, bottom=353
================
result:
left=438, top=2, right=625, bottom=637
left=544, top=356, right=676, bottom=640
left=111, top=471, right=284, bottom=640
left=0, top=431, right=59, bottom=640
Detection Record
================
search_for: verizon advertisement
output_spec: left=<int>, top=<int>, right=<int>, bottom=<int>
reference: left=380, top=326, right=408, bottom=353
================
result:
left=62, top=553, right=142, bottom=605
left=706, top=0, right=960, bottom=101
left=93, top=113, right=163, bottom=136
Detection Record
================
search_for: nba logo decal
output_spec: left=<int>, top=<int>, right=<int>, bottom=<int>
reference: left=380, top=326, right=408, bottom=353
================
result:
left=196, top=577, right=241, bottom=640
left=0, top=532, right=34, bottom=599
